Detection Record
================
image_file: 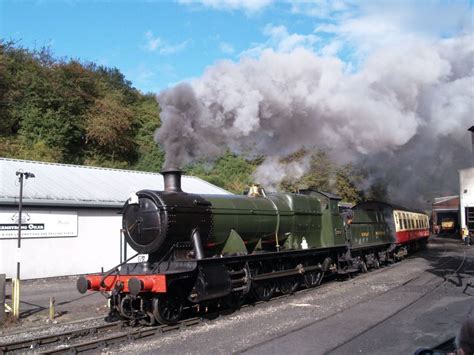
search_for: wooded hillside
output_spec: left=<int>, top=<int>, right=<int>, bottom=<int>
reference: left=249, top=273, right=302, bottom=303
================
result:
left=0, top=41, right=384, bottom=202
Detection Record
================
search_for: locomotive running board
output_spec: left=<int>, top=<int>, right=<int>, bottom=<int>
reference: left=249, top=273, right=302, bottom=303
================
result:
left=252, top=264, right=322, bottom=282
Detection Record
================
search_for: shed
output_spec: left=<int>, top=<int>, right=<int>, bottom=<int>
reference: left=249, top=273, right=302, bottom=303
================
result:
left=431, top=195, right=460, bottom=234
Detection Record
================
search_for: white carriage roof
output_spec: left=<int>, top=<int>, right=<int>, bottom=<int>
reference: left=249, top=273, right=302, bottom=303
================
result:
left=0, top=158, right=231, bottom=208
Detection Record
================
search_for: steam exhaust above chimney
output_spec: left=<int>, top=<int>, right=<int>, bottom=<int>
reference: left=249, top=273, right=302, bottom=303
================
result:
left=161, top=168, right=183, bottom=192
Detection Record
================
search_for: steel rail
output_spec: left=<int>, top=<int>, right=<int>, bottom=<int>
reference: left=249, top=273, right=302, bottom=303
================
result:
left=0, top=239, right=438, bottom=354
left=33, top=256, right=411, bottom=354
left=322, top=244, right=467, bottom=354
left=0, top=321, right=123, bottom=353
left=41, top=318, right=201, bottom=354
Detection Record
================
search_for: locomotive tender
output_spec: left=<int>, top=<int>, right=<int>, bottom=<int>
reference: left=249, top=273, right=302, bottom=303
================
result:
left=77, top=169, right=429, bottom=325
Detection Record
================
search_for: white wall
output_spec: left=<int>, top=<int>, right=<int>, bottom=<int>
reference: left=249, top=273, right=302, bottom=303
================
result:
left=0, top=208, right=141, bottom=279
left=460, top=168, right=474, bottom=230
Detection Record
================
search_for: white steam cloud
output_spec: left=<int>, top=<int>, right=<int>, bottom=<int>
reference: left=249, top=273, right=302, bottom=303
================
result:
left=155, top=5, right=473, bottom=207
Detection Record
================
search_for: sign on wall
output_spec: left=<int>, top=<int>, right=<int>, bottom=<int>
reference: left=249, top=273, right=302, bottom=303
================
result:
left=0, top=210, right=78, bottom=239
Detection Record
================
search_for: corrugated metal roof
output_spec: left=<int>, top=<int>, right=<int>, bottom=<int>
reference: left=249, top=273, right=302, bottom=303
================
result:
left=0, top=158, right=231, bottom=207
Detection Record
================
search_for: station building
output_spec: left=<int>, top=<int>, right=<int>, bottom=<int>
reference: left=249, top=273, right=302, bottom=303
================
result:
left=460, top=167, right=474, bottom=234
left=0, top=158, right=230, bottom=280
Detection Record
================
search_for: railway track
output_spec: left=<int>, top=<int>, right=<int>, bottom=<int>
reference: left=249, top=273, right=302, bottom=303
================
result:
left=0, top=318, right=201, bottom=354
left=233, top=238, right=465, bottom=354
left=323, top=245, right=468, bottom=353
left=0, top=321, right=122, bottom=353
left=0, top=244, right=444, bottom=354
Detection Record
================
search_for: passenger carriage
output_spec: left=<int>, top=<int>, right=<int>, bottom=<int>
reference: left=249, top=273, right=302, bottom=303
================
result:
left=352, top=201, right=429, bottom=257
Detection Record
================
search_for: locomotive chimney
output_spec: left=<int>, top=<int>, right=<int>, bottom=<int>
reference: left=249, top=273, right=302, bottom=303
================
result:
left=161, top=168, right=183, bottom=192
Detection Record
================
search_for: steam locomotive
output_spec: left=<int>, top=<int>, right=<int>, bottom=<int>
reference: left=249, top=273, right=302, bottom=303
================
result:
left=77, top=169, right=429, bottom=325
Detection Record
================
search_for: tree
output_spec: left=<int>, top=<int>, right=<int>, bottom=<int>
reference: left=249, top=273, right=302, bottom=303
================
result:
left=334, top=164, right=364, bottom=203
left=186, top=151, right=256, bottom=193
left=85, top=94, right=135, bottom=164
left=133, top=95, right=163, bottom=172
left=0, top=42, right=160, bottom=167
left=301, top=150, right=333, bottom=192
left=366, top=179, right=388, bottom=201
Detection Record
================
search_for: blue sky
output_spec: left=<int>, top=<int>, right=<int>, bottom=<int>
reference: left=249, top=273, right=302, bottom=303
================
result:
left=1, top=1, right=472, bottom=93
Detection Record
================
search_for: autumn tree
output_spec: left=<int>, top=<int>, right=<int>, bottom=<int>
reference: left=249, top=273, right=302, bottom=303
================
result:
left=85, top=94, right=135, bottom=165
left=0, top=41, right=162, bottom=168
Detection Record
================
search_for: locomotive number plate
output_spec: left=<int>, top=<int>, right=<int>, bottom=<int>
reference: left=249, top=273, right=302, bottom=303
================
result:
left=137, top=254, right=148, bottom=262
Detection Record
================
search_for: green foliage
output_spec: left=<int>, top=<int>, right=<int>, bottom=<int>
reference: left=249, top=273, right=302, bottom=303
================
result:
left=132, top=95, right=164, bottom=171
left=278, top=150, right=333, bottom=193
left=0, top=41, right=389, bottom=201
left=276, top=150, right=368, bottom=203
left=186, top=151, right=256, bottom=193
left=365, top=178, right=388, bottom=201
left=301, top=150, right=333, bottom=192
left=334, top=164, right=365, bottom=203
left=134, top=147, right=165, bottom=172
left=0, top=41, right=162, bottom=168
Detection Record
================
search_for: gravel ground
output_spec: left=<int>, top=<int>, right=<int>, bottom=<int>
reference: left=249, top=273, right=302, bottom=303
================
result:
left=0, top=276, right=108, bottom=339
left=112, top=237, right=473, bottom=354
left=1, top=237, right=471, bottom=355
left=0, top=317, right=110, bottom=345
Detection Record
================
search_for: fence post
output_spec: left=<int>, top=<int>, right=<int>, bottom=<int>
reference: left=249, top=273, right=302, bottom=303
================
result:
left=49, top=296, right=55, bottom=321
left=12, top=278, right=20, bottom=319
left=0, top=274, right=5, bottom=323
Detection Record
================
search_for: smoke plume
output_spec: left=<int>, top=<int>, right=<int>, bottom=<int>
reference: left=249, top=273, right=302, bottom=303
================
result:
left=155, top=33, right=473, bottom=208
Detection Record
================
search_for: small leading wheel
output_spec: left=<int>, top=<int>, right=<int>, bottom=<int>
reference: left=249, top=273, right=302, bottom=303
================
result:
left=360, top=260, right=368, bottom=273
left=279, top=277, right=299, bottom=295
left=303, top=271, right=324, bottom=288
left=152, top=294, right=183, bottom=325
left=252, top=281, right=276, bottom=301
